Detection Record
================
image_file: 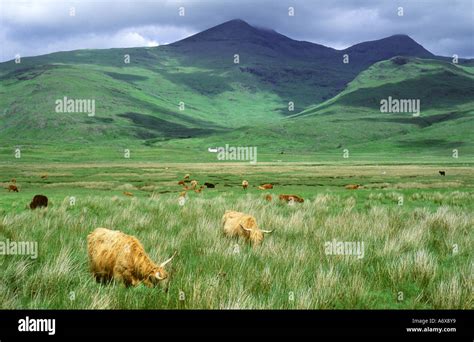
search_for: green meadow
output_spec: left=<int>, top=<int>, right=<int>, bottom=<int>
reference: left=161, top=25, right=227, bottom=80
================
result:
left=0, top=162, right=472, bottom=309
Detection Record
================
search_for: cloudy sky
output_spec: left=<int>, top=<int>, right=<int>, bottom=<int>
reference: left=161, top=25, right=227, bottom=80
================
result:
left=1, top=0, right=473, bottom=62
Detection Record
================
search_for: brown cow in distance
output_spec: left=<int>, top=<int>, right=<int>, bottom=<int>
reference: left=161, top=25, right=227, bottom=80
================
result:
left=178, top=180, right=185, bottom=186
left=345, top=184, right=361, bottom=190
left=30, top=195, right=48, bottom=209
left=265, top=194, right=272, bottom=201
left=242, top=180, right=249, bottom=190
left=123, top=191, right=134, bottom=197
left=8, top=185, right=19, bottom=192
left=279, top=194, right=304, bottom=203
left=258, top=184, right=273, bottom=190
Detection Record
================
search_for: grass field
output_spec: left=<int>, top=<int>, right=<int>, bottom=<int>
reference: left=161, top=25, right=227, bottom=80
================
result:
left=0, top=162, right=472, bottom=309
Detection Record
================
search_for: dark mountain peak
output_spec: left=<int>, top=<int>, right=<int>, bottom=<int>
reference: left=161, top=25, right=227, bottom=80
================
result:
left=170, top=19, right=335, bottom=58
left=172, top=18, right=298, bottom=47
left=344, top=34, right=434, bottom=61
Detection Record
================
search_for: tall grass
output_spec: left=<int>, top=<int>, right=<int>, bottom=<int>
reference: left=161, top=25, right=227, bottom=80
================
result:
left=0, top=192, right=472, bottom=309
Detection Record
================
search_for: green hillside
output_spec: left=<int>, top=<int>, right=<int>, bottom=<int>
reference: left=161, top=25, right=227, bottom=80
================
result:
left=165, top=57, right=473, bottom=161
left=0, top=20, right=472, bottom=163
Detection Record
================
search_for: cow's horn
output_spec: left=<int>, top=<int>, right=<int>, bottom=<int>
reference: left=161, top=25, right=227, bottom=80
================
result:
left=155, top=271, right=165, bottom=280
left=261, top=229, right=273, bottom=234
left=160, top=251, right=177, bottom=267
left=240, top=224, right=252, bottom=232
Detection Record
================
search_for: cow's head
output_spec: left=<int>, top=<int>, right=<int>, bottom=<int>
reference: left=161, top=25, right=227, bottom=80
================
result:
left=239, top=217, right=272, bottom=245
left=147, top=252, right=176, bottom=286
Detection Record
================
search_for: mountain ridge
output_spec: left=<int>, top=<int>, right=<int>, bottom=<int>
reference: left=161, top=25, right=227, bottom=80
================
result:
left=0, top=19, right=472, bottom=159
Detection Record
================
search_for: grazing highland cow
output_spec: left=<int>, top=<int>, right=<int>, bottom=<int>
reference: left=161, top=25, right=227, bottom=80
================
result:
left=8, top=184, right=19, bottom=192
left=123, top=191, right=134, bottom=197
left=279, top=194, right=304, bottom=203
left=29, top=195, right=48, bottom=209
left=265, top=194, right=273, bottom=201
left=190, top=180, right=198, bottom=189
left=242, top=180, right=249, bottom=190
left=439, top=171, right=446, bottom=176
left=345, top=184, right=361, bottom=190
left=204, top=182, right=215, bottom=188
left=87, top=228, right=176, bottom=287
left=222, top=210, right=272, bottom=246
left=258, top=183, right=273, bottom=190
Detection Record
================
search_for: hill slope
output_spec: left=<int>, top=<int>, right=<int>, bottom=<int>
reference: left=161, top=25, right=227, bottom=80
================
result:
left=171, top=57, right=473, bottom=159
left=0, top=19, right=472, bottom=161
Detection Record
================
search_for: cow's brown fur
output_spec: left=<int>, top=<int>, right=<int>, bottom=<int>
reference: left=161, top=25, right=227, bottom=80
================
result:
left=178, top=180, right=185, bottom=186
left=184, top=174, right=190, bottom=179
left=87, top=228, right=174, bottom=287
left=30, top=195, right=48, bottom=209
left=279, top=194, right=304, bottom=203
left=8, top=185, right=19, bottom=192
left=345, top=184, right=361, bottom=190
left=258, top=183, right=273, bottom=190
left=265, top=194, right=272, bottom=201
left=222, top=210, right=271, bottom=246
left=123, top=191, right=134, bottom=197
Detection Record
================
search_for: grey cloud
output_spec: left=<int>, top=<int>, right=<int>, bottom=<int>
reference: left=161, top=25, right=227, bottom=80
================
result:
left=0, top=0, right=472, bottom=62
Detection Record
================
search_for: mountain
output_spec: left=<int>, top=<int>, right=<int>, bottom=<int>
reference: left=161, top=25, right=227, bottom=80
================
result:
left=342, top=34, right=434, bottom=67
left=0, top=19, right=472, bottom=160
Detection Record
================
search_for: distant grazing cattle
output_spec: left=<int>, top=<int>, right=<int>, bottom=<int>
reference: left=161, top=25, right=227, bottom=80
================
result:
left=195, top=186, right=204, bottom=193
left=123, top=191, right=134, bottom=197
left=222, top=210, right=272, bottom=246
left=87, top=228, right=176, bottom=287
left=8, top=185, right=19, bottom=192
left=40, top=174, right=48, bottom=179
left=439, top=171, right=446, bottom=176
left=345, top=184, right=361, bottom=190
left=30, top=195, right=48, bottom=209
left=242, top=180, right=249, bottom=190
left=178, top=180, right=185, bottom=186
left=184, top=174, right=190, bottom=180
left=190, top=180, right=198, bottom=189
left=279, top=194, right=304, bottom=203
left=265, top=194, right=272, bottom=201
left=258, top=184, right=273, bottom=190
left=204, top=182, right=215, bottom=188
